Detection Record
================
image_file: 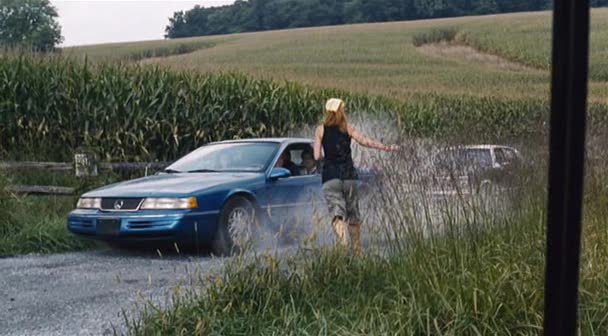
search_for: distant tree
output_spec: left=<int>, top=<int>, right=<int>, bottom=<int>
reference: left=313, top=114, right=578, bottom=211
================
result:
left=165, top=6, right=212, bottom=39
left=185, top=6, right=212, bottom=35
left=471, top=0, right=499, bottom=15
left=414, top=0, right=451, bottom=18
left=165, top=11, right=187, bottom=38
left=164, top=0, right=608, bottom=39
left=343, top=0, right=366, bottom=23
left=496, top=0, right=546, bottom=13
left=251, top=0, right=267, bottom=30
left=308, top=0, right=344, bottom=26
left=230, top=1, right=256, bottom=32
left=0, top=0, right=62, bottom=51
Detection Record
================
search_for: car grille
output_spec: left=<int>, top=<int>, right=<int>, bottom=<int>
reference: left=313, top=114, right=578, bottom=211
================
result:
left=100, top=198, right=143, bottom=211
left=68, top=218, right=94, bottom=229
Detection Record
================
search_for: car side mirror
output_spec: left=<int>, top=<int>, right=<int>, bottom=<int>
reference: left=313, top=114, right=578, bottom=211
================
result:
left=269, top=167, right=291, bottom=180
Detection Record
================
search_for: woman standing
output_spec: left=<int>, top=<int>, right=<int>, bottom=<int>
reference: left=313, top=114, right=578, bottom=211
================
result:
left=313, top=98, right=399, bottom=256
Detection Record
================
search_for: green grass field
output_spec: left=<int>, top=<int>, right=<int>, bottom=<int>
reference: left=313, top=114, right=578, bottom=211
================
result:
left=68, top=9, right=608, bottom=103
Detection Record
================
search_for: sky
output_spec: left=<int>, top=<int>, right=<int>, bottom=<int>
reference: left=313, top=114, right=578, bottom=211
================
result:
left=51, top=1, right=234, bottom=47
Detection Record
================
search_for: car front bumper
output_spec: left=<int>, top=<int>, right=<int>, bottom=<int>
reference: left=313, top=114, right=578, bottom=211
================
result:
left=67, top=209, right=220, bottom=244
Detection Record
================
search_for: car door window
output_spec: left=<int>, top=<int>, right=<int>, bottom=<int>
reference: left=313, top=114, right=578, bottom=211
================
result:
left=295, top=144, right=317, bottom=176
left=278, top=144, right=317, bottom=177
left=504, top=148, right=517, bottom=161
left=275, top=148, right=300, bottom=176
left=495, top=148, right=508, bottom=166
left=496, top=148, right=517, bottom=167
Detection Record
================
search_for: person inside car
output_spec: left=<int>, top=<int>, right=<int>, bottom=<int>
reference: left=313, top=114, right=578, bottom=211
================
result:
left=275, top=150, right=299, bottom=176
left=300, top=149, right=317, bottom=175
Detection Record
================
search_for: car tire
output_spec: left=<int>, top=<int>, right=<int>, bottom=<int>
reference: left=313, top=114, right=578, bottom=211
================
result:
left=477, top=179, right=495, bottom=195
left=212, top=196, right=259, bottom=257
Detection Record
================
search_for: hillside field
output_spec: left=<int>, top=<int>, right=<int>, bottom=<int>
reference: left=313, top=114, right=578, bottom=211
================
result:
left=66, top=9, right=608, bottom=103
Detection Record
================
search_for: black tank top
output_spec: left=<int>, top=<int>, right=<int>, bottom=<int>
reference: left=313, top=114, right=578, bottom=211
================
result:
left=321, top=125, right=358, bottom=183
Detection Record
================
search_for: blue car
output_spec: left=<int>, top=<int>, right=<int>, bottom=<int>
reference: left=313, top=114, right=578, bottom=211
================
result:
left=68, top=138, right=330, bottom=255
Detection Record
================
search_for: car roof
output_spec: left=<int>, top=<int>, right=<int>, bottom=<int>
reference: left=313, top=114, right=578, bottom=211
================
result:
left=444, top=144, right=517, bottom=151
left=209, top=137, right=313, bottom=145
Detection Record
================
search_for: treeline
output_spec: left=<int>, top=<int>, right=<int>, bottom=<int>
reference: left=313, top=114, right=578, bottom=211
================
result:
left=166, top=0, right=608, bottom=38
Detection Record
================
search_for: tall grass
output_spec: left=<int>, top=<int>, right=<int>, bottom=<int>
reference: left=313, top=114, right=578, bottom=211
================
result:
left=120, top=94, right=606, bottom=334
left=412, top=27, right=460, bottom=47
left=0, top=194, right=98, bottom=256
left=125, top=137, right=608, bottom=334
left=0, top=169, right=131, bottom=256
left=0, top=171, right=102, bottom=256
left=0, top=172, right=17, bottom=235
left=124, top=143, right=553, bottom=334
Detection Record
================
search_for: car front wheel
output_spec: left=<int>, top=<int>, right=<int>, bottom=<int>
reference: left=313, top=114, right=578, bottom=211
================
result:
left=212, top=196, right=259, bottom=257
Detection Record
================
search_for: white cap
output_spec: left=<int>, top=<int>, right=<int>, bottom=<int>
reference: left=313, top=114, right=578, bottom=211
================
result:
left=325, top=98, right=344, bottom=112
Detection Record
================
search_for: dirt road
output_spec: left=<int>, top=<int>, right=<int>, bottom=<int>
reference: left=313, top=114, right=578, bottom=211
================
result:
left=0, top=248, right=223, bottom=336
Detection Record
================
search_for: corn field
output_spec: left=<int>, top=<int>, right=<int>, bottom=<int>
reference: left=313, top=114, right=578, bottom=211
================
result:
left=0, top=53, right=606, bottom=162
left=0, top=54, right=328, bottom=161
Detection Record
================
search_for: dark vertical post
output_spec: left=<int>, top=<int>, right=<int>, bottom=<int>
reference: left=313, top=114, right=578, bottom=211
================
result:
left=544, top=0, right=590, bottom=335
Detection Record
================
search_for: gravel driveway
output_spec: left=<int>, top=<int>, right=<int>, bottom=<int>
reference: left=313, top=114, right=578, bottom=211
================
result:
left=0, top=248, right=224, bottom=336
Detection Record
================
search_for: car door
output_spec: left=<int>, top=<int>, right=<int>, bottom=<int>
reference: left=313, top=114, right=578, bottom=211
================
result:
left=262, top=143, right=323, bottom=230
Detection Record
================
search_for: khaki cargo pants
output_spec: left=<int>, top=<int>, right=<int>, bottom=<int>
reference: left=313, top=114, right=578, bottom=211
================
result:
left=322, top=178, right=361, bottom=224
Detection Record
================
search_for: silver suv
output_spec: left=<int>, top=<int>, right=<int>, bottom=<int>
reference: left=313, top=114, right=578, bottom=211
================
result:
left=433, top=145, right=524, bottom=194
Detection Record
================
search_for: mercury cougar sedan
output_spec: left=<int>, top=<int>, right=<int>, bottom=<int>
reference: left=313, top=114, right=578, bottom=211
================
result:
left=67, top=138, right=330, bottom=255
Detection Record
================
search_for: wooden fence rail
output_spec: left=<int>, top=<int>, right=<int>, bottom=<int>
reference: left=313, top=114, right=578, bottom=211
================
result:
left=7, top=185, right=75, bottom=196
left=0, top=161, right=72, bottom=171
left=0, top=161, right=169, bottom=171
left=1, top=161, right=170, bottom=196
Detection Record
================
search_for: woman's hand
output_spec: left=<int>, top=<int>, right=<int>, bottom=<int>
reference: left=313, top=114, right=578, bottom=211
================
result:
left=384, top=144, right=400, bottom=151
left=349, top=126, right=399, bottom=152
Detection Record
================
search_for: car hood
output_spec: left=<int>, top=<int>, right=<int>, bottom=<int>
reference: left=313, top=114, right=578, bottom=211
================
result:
left=83, top=172, right=262, bottom=198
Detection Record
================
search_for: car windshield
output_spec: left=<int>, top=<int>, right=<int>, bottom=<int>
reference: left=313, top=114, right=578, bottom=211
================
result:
left=436, top=148, right=493, bottom=171
left=166, top=142, right=279, bottom=173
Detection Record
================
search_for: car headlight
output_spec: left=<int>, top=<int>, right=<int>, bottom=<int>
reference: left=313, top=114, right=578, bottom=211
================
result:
left=140, top=197, right=198, bottom=210
left=77, top=197, right=101, bottom=209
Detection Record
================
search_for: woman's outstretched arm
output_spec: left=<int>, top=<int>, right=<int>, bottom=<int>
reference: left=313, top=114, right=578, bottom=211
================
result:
left=348, top=126, right=399, bottom=151
left=313, top=125, right=324, bottom=160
